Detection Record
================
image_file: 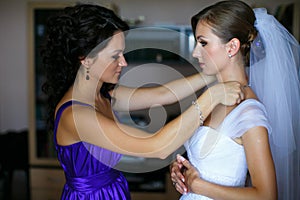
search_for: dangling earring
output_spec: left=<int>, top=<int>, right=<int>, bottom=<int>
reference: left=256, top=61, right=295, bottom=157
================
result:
left=86, top=67, right=90, bottom=80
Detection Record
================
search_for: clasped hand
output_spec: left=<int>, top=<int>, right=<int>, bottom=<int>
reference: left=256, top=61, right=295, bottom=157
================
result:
left=170, top=154, right=201, bottom=194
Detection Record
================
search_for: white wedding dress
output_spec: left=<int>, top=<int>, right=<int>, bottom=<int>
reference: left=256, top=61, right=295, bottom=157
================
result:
left=180, top=99, right=271, bottom=200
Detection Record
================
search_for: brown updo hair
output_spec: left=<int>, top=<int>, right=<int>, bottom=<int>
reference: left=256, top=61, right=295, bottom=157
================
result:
left=191, top=0, right=257, bottom=66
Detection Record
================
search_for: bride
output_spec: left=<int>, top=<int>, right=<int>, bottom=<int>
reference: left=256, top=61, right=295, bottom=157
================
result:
left=170, top=1, right=300, bottom=200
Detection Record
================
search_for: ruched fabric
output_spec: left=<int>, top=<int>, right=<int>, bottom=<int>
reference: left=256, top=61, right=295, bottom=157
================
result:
left=181, top=99, right=270, bottom=200
left=65, top=169, right=120, bottom=192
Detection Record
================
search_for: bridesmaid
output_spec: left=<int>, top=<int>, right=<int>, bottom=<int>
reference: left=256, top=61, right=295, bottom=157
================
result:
left=41, top=3, right=245, bottom=199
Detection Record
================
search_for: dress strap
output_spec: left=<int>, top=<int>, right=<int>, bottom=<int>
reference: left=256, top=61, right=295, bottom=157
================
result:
left=53, top=100, right=92, bottom=145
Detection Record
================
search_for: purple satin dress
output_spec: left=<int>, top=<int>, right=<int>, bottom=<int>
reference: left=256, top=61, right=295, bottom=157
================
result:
left=54, top=100, right=131, bottom=199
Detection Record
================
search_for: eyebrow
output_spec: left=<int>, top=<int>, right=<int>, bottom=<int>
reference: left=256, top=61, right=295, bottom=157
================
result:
left=196, top=35, right=206, bottom=41
left=112, top=49, right=123, bottom=54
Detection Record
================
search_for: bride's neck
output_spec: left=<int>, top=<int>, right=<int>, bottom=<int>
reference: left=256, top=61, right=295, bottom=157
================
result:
left=217, top=64, right=248, bottom=86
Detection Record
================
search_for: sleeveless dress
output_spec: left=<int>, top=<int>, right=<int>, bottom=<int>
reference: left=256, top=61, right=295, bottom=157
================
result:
left=180, top=99, right=271, bottom=200
left=54, top=100, right=131, bottom=200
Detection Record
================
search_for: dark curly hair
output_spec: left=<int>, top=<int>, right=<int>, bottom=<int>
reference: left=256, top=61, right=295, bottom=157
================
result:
left=191, top=0, right=257, bottom=66
left=41, top=3, right=129, bottom=130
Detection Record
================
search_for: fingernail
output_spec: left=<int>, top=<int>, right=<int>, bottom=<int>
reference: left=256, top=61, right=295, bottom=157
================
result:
left=178, top=155, right=185, bottom=162
left=182, top=178, right=185, bottom=182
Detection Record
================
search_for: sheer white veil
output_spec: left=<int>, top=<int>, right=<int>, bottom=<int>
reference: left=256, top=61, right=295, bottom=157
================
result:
left=249, top=8, right=300, bottom=200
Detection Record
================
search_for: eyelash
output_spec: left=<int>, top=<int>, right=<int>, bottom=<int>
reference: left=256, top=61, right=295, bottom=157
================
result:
left=112, top=54, right=120, bottom=60
left=199, top=41, right=207, bottom=47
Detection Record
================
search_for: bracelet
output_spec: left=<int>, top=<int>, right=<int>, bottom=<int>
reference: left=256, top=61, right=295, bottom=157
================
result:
left=192, top=101, right=204, bottom=126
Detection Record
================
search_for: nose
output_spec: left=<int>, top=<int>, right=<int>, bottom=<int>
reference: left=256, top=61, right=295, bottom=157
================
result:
left=192, top=43, right=201, bottom=59
left=118, top=55, right=128, bottom=67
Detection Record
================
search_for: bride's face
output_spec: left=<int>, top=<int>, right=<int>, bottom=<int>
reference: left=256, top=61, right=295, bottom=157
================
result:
left=192, top=21, right=229, bottom=76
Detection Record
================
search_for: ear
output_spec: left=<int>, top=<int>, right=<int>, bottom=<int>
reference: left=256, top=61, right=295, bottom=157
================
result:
left=226, top=38, right=240, bottom=57
left=80, top=57, right=93, bottom=69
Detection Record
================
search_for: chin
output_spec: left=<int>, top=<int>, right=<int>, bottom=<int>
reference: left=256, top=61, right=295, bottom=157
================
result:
left=202, top=70, right=212, bottom=76
left=111, top=78, right=119, bottom=84
left=107, top=80, right=117, bottom=85
left=202, top=69, right=216, bottom=76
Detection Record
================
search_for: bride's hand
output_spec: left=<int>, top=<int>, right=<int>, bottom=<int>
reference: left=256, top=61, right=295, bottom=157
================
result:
left=170, top=155, right=188, bottom=194
left=178, top=155, right=202, bottom=194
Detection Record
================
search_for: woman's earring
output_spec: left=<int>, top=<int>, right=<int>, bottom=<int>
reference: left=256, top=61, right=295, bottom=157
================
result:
left=228, top=54, right=232, bottom=58
left=82, top=58, right=91, bottom=80
left=86, top=67, right=90, bottom=80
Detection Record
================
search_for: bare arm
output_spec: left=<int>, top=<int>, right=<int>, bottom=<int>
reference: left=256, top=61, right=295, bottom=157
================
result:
left=112, top=73, right=216, bottom=111
left=59, top=82, right=243, bottom=159
left=179, top=127, right=277, bottom=200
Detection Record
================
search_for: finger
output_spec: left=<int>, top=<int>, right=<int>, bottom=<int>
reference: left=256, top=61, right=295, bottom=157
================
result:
left=177, top=155, right=192, bottom=169
left=176, top=154, right=184, bottom=163
left=237, top=94, right=241, bottom=104
left=241, top=86, right=247, bottom=99
left=175, top=162, right=183, bottom=169
left=237, top=88, right=246, bottom=103
left=171, top=164, right=184, bottom=182
left=176, top=180, right=188, bottom=193
left=170, top=167, right=186, bottom=193
left=175, top=169, right=185, bottom=183
left=240, top=91, right=245, bottom=100
left=174, top=181, right=188, bottom=195
left=171, top=171, right=182, bottom=183
left=234, top=93, right=241, bottom=104
left=171, top=166, right=185, bottom=183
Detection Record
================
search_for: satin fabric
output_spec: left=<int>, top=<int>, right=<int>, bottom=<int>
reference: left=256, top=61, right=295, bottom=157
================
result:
left=54, top=100, right=131, bottom=199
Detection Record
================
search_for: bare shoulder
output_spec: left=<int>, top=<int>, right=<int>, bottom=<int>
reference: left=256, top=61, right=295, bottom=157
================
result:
left=55, top=103, right=94, bottom=146
left=244, top=86, right=258, bottom=100
left=242, top=126, right=269, bottom=148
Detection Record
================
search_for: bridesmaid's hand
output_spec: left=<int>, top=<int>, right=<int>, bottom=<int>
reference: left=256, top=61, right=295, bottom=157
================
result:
left=209, top=81, right=245, bottom=106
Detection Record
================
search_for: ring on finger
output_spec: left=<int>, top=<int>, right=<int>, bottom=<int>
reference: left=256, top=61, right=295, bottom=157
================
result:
left=172, top=182, right=177, bottom=186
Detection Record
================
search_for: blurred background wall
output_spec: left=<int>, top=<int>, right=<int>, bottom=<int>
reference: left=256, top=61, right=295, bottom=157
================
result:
left=0, top=0, right=298, bottom=132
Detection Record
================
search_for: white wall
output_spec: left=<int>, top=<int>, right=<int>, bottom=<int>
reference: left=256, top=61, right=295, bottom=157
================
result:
left=0, top=0, right=297, bottom=132
left=113, top=0, right=295, bottom=25
left=0, top=0, right=28, bottom=132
